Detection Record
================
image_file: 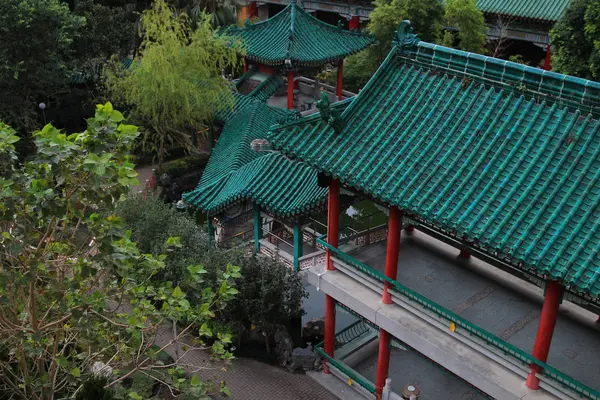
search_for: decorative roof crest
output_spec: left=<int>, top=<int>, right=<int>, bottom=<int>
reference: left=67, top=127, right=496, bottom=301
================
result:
left=316, top=92, right=346, bottom=134
left=394, top=20, right=420, bottom=51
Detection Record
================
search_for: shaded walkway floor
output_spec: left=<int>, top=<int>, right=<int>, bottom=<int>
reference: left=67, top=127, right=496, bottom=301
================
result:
left=353, top=231, right=600, bottom=392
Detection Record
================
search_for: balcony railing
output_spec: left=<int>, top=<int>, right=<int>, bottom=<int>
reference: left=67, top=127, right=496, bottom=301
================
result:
left=316, top=234, right=600, bottom=400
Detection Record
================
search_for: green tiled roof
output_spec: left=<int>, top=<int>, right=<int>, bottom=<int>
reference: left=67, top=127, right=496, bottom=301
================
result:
left=268, top=25, right=600, bottom=298
left=222, top=1, right=374, bottom=67
left=184, top=152, right=327, bottom=217
left=185, top=86, right=340, bottom=218
left=477, top=0, right=570, bottom=21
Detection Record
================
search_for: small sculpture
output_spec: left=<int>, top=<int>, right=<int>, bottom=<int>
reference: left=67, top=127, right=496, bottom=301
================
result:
left=394, top=20, right=421, bottom=51
left=316, top=92, right=346, bottom=134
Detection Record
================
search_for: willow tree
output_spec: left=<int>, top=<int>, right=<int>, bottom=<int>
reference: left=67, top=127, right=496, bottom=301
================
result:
left=105, top=0, right=241, bottom=169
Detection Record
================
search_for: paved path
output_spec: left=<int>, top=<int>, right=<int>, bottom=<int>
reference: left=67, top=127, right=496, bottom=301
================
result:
left=154, top=327, right=338, bottom=400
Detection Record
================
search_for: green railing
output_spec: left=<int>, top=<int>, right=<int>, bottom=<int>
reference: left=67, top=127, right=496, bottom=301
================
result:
left=314, top=341, right=377, bottom=394
left=334, top=320, right=373, bottom=350
left=316, top=235, right=600, bottom=400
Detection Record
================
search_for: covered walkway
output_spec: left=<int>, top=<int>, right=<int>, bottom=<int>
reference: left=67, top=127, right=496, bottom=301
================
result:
left=353, top=230, right=600, bottom=392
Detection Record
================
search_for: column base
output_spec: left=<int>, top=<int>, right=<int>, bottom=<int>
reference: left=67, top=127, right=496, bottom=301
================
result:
left=459, top=249, right=471, bottom=259
left=526, top=369, right=540, bottom=390
left=404, top=225, right=415, bottom=234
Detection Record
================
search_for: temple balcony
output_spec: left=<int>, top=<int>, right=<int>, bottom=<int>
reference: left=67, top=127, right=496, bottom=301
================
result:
left=307, top=220, right=600, bottom=400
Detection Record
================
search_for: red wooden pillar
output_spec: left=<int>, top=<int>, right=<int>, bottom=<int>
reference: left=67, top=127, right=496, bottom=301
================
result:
left=375, top=329, right=391, bottom=398
left=543, top=44, right=552, bottom=71
left=526, top=280, right=563, bottom=390
left=382, top=207, right=401, bottom=304
left=324, top=295, right=336, bottom=373
left=243, top=58, right=248, bottom=74
left=248, top=1, right=258, bottom=18
left=459, top=249, right=471, bottom=259
left=336, top=59, right=344, bottom=101
left=349, top=16, right=360, bottom=31
left=287, top=70, right=294, bottom=109
left=326, top=178, right=340, bottom=271
left=324, top=178, right=340, bottom=373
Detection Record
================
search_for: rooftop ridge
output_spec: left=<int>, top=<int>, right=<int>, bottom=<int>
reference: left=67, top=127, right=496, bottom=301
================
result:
left=394, top=22, right=600, bottom=115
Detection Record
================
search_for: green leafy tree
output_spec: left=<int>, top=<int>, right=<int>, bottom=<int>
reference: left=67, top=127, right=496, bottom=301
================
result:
left=105, top=0, right=241, bottom=169
left=0, top=103, right=239, bottom=399
left=342, top=0, right=444, bottom=92
left=0, top=0, right=83, bottom=134
left=551, top=0, right=600, bottom=79
left=442, top=0, right=487, bottom=53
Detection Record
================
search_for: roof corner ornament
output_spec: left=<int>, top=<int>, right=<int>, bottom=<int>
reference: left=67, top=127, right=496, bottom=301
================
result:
left=394, top=20, right=420, bottom=52
left=316, top=92, right=346, bottom=134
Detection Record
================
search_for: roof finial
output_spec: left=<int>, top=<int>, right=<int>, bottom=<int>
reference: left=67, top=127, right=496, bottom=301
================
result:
left=394, top=20, right=420, bottom=51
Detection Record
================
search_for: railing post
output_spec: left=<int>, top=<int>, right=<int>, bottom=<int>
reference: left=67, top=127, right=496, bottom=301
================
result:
left=326, top=179, right=340, bottom=271
left=526, top=280, right=563, bottom=390
left=293, top=222, right=303, bottom=272
left=253, top=204, right=262, bottom=254
left=383, top=207, right=401, bottom=304
left=375, top=329, right=391, bottom=399
left=382, top=378, right=392, bottom=400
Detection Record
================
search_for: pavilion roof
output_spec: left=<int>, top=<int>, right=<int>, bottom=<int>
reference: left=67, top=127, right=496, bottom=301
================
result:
left=184, top=75, right=350, bottom=218
left=476, top=0, right=570, bottom=22
left=222, top=1, right=374, bottom=67
left=268, top=22, right=600, bottom=298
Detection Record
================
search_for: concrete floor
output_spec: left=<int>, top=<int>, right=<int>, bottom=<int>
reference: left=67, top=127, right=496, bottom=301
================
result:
left=353, top=231, right=600, bottom=392
left=353, top=347, right=488, bottom=400
left=267, top=93, right=320, bottom=113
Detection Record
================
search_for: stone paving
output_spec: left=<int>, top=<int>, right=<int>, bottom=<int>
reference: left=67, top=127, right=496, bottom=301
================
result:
left=353, top=231, right=600, bottom=392
left=154, top=326, right=339, bottom=400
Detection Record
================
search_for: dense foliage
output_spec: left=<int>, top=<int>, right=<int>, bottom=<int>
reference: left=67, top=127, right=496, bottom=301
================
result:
left=551, top=0, right=600, bottom=79
left=106, top=0, right=241, bottom=168
left=341, top=0, right=486, bottom=92
left=0, top=0, right=83, bottom=135
left=116, top=195, right=306, bottom=349
left=443, top=0, right=486, bottom=53
left=0, top=104, right=238, bottom=399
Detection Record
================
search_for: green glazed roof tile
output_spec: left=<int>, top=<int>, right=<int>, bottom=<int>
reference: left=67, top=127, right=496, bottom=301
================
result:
left=222, top=1, right=374, bottom=66
left=268, top=32, right=600, bottom=298
left=477, top=0, right=570, bottom=21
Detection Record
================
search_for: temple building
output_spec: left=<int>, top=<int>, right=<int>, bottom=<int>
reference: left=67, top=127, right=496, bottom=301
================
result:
left=185, top=4, right=600, bottom=398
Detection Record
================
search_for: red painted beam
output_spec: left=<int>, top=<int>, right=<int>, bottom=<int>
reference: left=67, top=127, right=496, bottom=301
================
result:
left=326, top=179, right=340, bottom=270
left=383, top=207, right=401, bottom=304
left=336, top=59, right=344, bottom=101
left=287, top=70, right=294, bottom=110
left=375, top=329, right=391, bottom=398
left=324, top=294, right=336, bottom=373
left=526, top=280, right=562, bottom=390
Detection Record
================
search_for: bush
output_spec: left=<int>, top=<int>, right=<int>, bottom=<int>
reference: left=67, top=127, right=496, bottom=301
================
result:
left=162, top=154, right=209, bottom=177
left=116, top=193, right=210, bottom=284
left=117, top=194, right=307, bottom=351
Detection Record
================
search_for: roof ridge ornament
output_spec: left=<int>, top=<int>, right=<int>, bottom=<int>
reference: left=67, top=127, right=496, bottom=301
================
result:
left=316, top=92, right=346, bottom=134
left=394, top=20, right=420, bottom=52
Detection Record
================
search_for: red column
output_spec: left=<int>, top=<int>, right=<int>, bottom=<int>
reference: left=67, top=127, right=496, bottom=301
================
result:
left=243, top=58, right=248, bottom=74
left=349, top=16, right=360, bottom=31
left=543, top=44, right=552, bottom=71
left=459, top=249, right=471, bottom=259
left=248, top=1, right=258, bottom=18
left=287, top=70, right=294, bottom=110
left=336, top=59, right=344, bottom=101
left=323, top=178, right=340, bottom=374
left=375, top=329, right=391, bottom=398
left=326, top=179, right=340, bottom=271
left=324, top=294, right=336, bottom=373
left=382, top=207, right=401, bottom=304
left=526, top=280, right=563, bottom=390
